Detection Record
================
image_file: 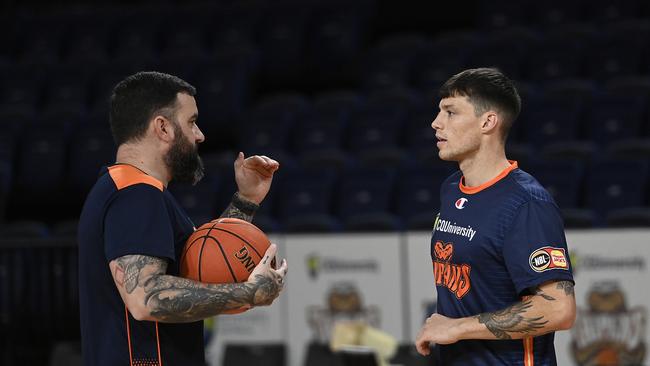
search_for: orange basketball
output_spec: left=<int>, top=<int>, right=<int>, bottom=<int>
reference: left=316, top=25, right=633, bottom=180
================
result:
left=180, top=218, right=272, bottom=314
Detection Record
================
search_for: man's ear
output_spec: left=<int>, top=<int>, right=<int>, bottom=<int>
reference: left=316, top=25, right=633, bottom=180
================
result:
left=481, top=111, right=500, bottom=135
left=151, top=115, right=175, bottom=143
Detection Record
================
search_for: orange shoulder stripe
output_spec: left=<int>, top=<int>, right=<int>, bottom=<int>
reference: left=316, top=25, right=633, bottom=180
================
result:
left=108, top=165, right=164, bottom=192
left=459, top=160, right=518, bottom=194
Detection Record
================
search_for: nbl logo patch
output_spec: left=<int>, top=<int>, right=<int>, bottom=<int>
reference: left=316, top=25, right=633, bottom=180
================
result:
left=529, top=246, right=569, bottom=272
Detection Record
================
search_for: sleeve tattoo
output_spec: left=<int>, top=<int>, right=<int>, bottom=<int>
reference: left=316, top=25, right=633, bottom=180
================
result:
left=219, top=192, right=259, bottom=222
left=476, top=299, right=548, bottom=339
left=114, top=255, right=282, bottom=322
left=475, top=280, right=574, bottom=339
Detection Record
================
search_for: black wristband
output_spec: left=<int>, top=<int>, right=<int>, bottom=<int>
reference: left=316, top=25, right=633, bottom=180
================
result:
left=232, top=192, right=259, bottom=216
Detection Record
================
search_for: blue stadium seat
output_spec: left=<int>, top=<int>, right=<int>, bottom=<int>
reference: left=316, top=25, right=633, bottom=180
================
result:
left=585, top=93, right=645, bottom=144
left=405, top=105, right=436, bottom=151
left=585, top=160, right=649, bottom=222
left=525, top=26, right=595, bottom=80
left=606, top=208, right=650, bottom=227
left=193, top=63, right=251, bottom=133
left=476, top=0, right=526, bottom=28
left=466, top=28, right=539, bottom=80
left=306, top=1, right=368, bottom=85
left=15, top=130, right=67, bottom=194
left=523, top=160, right=584, bottom=209
left=63, top=26, right=110, bottom=66
left=520, top=95, right=584, bottom=146
left=110, top=25, right=157, bottom=66
left=412, top=32, right=476, bottom=91
left=313, top=91, right=363, bottom=121
left=276, top=168, right=340, bottom=232
left=396, top=164, right=456, bottom=230
left=240, top=94, right=311, bottom=152
left=362, top=34, right=429, bottom=90
left=68, top=127, right=115, bottom=194
left=588, top=0, right=642, bottom=23
left=346, top=103, right=406, bottom=152
left=530, top=0, right=584, bottom=26
left=209, top=1, right=263, bottom=48
left=0, top=221, right=50, bottom=239
left=292, top=114, right=346, bottom=154
left=159, top=28, right=208, bottom=65
left=169, top=177, right=219, bottom=226
left=258, top=5, right=310, bottom=85
left=0, top=77, right=41, bottom=108
left=19, top=30, right=64, bottom=66
left=336, top=167, right=400, bottom=231
left=607, top=139, right=650, bottom=159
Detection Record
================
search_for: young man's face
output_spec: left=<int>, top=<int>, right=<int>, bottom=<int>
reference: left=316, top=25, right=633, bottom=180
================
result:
left=431, top=95, right=483, bottom=162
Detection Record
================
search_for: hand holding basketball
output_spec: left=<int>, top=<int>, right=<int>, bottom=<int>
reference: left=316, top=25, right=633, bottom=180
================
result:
left=234, top=152, right=280, bottom=204
left=247, top=243, right=288, bottom=307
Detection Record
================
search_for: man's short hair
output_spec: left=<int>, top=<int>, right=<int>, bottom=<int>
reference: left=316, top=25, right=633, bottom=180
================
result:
left=109, top=71, right=196, bottom=146
left=439, top=68, right=521, bottom=141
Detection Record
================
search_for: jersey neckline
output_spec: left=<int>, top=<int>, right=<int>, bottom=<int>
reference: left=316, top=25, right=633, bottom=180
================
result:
left=459, top=160, right=518, bottom=195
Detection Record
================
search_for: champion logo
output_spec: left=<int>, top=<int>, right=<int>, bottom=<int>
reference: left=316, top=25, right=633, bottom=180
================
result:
left=455, top=197, right=468, bottom=209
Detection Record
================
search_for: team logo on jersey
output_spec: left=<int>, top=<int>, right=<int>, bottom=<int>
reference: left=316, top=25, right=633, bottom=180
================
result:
left=529, top=246, right=569, bottom=272
left=454, top=197, right=468, bottom=209
left=432, top=241, right=471, bottom=299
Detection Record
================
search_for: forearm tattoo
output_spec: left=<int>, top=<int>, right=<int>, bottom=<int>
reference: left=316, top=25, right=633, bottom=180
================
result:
left=556, top=280, right=575, bottom=296
left=219, top=192, right=259, bottom=222
left=476, top=299, right=549, bottom=340
left=114, top=255, right=283, bottom=322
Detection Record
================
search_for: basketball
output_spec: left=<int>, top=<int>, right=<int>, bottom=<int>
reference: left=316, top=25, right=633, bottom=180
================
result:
left=180, top=217, right=272, bottom=314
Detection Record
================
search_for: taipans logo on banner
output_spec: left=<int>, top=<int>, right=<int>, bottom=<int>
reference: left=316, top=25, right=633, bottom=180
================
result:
left=571, top=281, right=647, bottom=365
left=306, top=253, right=379, bottom=280
left=307, top=282, right=380, bottom=342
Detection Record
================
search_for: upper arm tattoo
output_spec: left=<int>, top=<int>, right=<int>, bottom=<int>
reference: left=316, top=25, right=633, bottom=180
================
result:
left=556, top=280, right=575, bottom=296
left=219, top=192, right=259, bottom=222
left=476, top=299, right=549, bottom=340
left=113, top=255, right=167, bottom=294
left=531, top=286, right=556, bottom=301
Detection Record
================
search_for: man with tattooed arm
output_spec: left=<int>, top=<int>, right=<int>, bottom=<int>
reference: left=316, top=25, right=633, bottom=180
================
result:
left=78, top=72, right=288, bottom=366
left=416, top=68, right=575, bottom=365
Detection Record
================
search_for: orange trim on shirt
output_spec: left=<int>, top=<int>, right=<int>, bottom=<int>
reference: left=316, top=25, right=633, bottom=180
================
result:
left=459, top=160, right=518, bottom=194
left=523, top=337, right=534, bottom=366
left=108, top=164, right=164, bottom=192
left=125, top=306, right=134, bottom=366
left=155, top=321, right=163, bottom=366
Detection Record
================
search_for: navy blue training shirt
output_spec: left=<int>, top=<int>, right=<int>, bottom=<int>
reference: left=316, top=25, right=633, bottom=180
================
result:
left=430, top=161, right=574, bottom=366
left=78, top=164, right=203, bottom=366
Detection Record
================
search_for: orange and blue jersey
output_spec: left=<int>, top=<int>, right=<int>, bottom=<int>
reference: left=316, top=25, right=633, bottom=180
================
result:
left=431, top=161, right=574, bottom=366
left=78, top=164, right=204, bottom=366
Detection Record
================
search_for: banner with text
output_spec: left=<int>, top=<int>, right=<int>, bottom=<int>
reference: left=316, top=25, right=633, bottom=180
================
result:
left=284, top=234, right=404, bottom=366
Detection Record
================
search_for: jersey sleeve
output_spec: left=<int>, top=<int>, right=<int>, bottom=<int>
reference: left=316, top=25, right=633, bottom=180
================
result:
left=103, top=184, right=176, bottom=262
left=503, top=199, right=574, bottom=296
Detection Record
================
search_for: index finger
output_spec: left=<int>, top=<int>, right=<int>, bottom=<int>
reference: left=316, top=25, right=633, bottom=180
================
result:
left=415, top=339, right=431, bottom=356
left=261, top=243, right=278, bottom=266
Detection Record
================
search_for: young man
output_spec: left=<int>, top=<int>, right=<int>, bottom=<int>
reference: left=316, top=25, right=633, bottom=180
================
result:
left=78, top=71, right=288, bottom=366
left=415, top=68, right=576, bottom=365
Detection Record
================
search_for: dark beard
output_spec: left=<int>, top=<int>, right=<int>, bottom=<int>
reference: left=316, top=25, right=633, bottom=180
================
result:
left=164, top=127, right=205, bottom=185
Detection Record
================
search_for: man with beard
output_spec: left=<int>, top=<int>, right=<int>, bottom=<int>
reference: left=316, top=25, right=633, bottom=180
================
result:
left=77, top=71, right=288, bottom=366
